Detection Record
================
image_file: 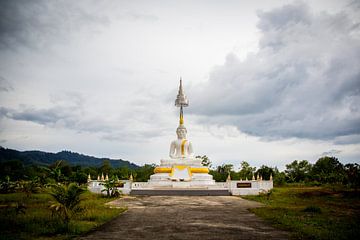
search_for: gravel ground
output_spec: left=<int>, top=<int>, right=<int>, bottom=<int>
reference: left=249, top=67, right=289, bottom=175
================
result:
left=77, top=196, right=289, bottom=240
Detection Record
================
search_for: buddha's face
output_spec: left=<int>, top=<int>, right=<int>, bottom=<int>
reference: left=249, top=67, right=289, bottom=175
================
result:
left=176, top=127, right=187, bottom=139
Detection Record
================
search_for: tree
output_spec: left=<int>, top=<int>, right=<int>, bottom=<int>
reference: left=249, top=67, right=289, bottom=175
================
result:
left=344, top=163, right=360, bottom=188
left=0, top=160, right=24, bottom=181
left=238, top=161, right=256, bottom=180
left=256, top=165, right=275, bottom=180
left=311, top=156, right=345, bottom=184
left=69, top=171, right=88, bottom=184
left=285, top=160, right=312, bottom=182
left=48, top=183, right=85, bottom=223
left=134, top=164, right=155, bottom=182
left=100, top=160, right=112, bottom=175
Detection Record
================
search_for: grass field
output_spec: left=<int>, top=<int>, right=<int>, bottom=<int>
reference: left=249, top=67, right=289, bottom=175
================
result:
left=243, top=186, right=360, bottom=240
left=0, top=191, right=125, bottom=240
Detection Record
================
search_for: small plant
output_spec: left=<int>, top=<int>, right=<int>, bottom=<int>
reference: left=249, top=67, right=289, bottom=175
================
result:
left=48, top=183, right=86, bottom=224
left=101, top=177, right=123, bottom=197
left=0, top=176, right=17, bottom=193
left=18, top=179, right=41, bottom=197
left=303, top=205, right=322, bottom=213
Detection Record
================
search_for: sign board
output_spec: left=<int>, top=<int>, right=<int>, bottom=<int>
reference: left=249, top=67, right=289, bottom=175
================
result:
left=237, top=182, right=251, bottom=188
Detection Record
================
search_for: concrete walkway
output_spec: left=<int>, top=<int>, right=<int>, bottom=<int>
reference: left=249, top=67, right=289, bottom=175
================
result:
left=78, top=196, right=289, bottom=240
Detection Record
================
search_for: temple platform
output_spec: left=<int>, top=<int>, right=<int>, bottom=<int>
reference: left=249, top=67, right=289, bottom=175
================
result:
left=130, top=188, right=231, bottom=196
left=88, top=179, right=273, bottom=196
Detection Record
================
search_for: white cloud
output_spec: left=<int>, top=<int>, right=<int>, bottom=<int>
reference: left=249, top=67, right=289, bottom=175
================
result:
left=190, top=1, right=360, bottom=142
left=0, top=0, right=359, bottom=166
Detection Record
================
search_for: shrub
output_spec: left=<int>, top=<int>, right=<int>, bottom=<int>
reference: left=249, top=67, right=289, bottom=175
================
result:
left=48, top=183, right=86, bottom=223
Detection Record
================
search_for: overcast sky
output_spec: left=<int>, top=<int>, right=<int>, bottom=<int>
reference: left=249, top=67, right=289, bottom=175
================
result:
left=0, top=0, right=359, bottom=169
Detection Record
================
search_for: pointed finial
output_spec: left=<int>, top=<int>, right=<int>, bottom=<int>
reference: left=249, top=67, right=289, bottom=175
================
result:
left=101, top=173, right=104, bottom=181
left=270, top=173, right=273, bottom=181
left=252, top=174, right=255, bottom=181
left=88, top=174, right=91, bottom=181
left=175, top=78, right=189, bottom=107
left=257, top=173, right=260, bottom=181
left=97, top=175, right=100, bottom=181
left=105, top=174, right=109, bottom=181
left=129, top=174, right=133, bottom=181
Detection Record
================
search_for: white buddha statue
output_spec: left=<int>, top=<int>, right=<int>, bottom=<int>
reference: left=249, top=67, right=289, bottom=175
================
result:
left=169, top=124, right=194, bottom=159
left=160, top=117, right=202, bottom=166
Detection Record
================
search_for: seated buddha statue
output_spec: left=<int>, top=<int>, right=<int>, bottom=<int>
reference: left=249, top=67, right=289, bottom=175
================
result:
left=169, top=124, right=194, bottom=159
left=160, top=118, right=202, bottom=166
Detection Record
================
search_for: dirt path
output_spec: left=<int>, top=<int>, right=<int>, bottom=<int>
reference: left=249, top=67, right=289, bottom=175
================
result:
left=77, top=196, right=289, bottom=240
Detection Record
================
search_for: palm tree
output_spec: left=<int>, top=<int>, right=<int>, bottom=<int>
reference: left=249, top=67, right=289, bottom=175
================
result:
left=48, top=183, right=85, bottom=223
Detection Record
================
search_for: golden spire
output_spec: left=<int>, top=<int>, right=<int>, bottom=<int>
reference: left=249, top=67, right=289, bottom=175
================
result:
left=180, top=111, right=184, bottom=124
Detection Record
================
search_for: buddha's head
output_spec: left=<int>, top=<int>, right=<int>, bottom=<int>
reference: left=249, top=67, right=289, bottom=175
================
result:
left=176, top=125, right=187, bottom=139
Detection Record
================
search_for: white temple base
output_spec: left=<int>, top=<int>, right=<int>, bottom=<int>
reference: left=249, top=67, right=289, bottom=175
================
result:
left=149, top=172, right=215, bottom=187
left=160, top=158, right=202, bottom=166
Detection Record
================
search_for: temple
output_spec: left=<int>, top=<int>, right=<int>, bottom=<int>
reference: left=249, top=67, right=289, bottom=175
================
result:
left=149, top=79, right=215, bottom=186
left=88, top=78, right=273, bottom=195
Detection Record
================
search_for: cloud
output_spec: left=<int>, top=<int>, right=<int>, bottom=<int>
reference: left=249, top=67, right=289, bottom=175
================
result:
left=0, top=0, right=109, bottom=50
left=0, top=91, right=174, bottom=142
left=321, top=149, right=342, bottom=157
left=0, top=76, right=13, bottom=92
left=0, top=92, right=84, bottom=126
left=189, top=1, right=360, bottom=142
left=117, top=12, right=158, bottom=22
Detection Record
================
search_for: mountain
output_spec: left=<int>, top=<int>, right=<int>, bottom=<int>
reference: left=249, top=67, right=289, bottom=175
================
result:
left=0, top=147, right=139, bottom=169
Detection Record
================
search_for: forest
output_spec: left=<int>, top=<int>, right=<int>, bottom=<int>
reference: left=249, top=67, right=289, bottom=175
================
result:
left=1, top=147, right=359, bottom=191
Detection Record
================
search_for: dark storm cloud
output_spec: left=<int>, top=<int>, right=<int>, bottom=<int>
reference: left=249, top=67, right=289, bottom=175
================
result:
left=0, top=0, right=109, bottom=50
left=189, top=1, right=360, bottom=142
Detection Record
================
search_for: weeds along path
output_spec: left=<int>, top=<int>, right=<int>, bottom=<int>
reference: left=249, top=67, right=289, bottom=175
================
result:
left=77, top=196, right=289, bottom=240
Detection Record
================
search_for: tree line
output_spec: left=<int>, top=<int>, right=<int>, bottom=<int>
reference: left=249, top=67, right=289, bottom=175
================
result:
left=203, top=156, right=360, bottom=188
left=0, top=155, right=359, bottom=193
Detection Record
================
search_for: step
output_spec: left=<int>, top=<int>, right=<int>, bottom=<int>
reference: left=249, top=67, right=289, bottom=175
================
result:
left=130, top=189, right=231, bottom=196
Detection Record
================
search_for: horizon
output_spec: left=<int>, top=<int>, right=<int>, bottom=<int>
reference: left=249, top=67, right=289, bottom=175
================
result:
left=0, top=0, right=359, bottom=170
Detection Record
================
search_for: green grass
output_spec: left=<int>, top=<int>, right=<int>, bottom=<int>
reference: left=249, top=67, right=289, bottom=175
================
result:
left=242, top=186, right=360, bottom=240
left=0, top=191, right=125, bottom=240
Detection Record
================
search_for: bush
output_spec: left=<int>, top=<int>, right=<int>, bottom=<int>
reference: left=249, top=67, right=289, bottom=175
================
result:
left=48, top=183, right=86, bottom=223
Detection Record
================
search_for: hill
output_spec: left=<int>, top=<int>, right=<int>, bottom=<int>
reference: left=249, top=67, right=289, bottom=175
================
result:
left=0, top=147, right=139, bottom=169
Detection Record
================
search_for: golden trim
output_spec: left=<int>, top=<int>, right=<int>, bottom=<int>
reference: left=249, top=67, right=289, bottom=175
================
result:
left=181, top=140, right=187, bottom=156
left=190, top=167, right=209, bottom=174
left=154, top=167, right=171, bottom=173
